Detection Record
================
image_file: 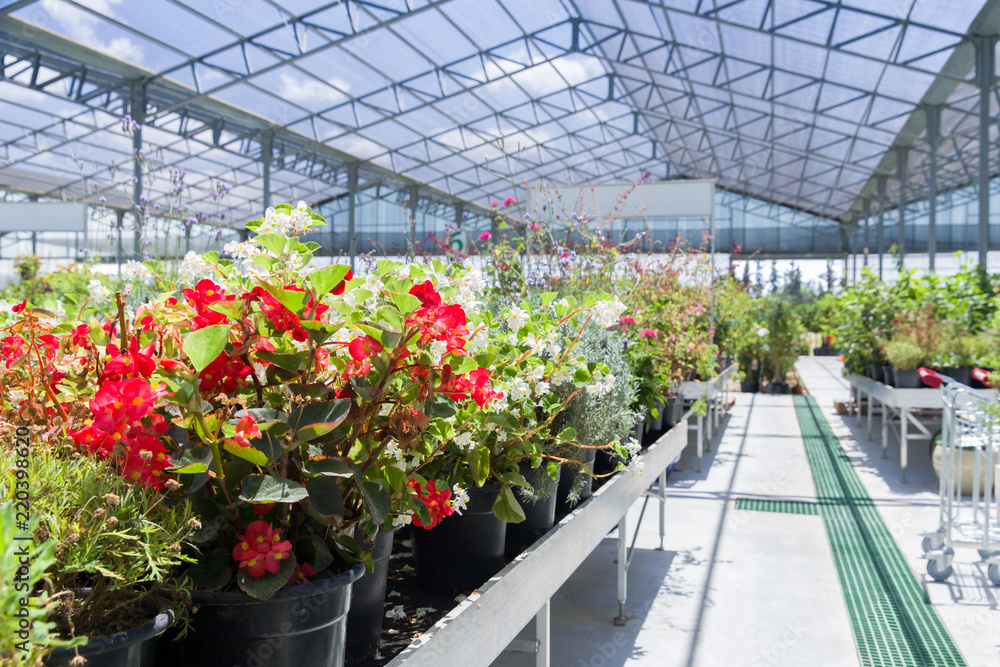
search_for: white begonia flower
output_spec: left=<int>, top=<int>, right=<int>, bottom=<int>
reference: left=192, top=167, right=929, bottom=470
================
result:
left=593, top=295, right=627, bottom=329
left=506, top=305, right=528, bottom=331
left=510, top=377, right=530, bottom=401
left=223, top=239, right=263, bottom=260
left=543, top=330, right=562, bottom=358
left=253, top=362, right=267, bottom=384
left=87, top=279, right=111, bottom=302
left=466, top=329, right=487, bottom=354
left=121, top=260, right=153, bottom=283
left=179, top=251, right=214, bottom=282
left=624, top=437, right=641, bottom=457
left=490, top=395, right=509, bottom=413
left=392, top=512, right=413, bottom=528
left=627, top=456, right=644, bottom=476
left=453, top=431, right=474, bottom=451
left=450, top=485, right=470, bottom=515
left=430, top=340, right=448, bottom=362
left=414, top=607, right=437, bottom=619
left=384, top=440, right=407, bottom=470
left=535, top=381, right=550, bottom=396
left=552, top=366, right=574, bottom=386
left=385, top=605, right=406, bottom=620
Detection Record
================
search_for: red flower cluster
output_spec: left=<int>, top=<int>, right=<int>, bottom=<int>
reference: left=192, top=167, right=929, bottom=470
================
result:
left=183, top=279, right=235, bottom=330
left=230, top=414, right=261, bottom=448
left=408, top=479, right=454, bottom=529
left=406, top=281, right=468, bottom=353
left=100, top=338, right=156, bottom=383
left=245, top=285, right=327, bottom=343
left=469, top=367, right=503, bottom=409
left=1, top=335, right=24, bottom=369
left=288, top=562, right=317, bottom=586
left=68, top=379, right=173, bottom=488
left=343, top=334, right=383, bottom=380
left=232, top=521, right=294, bottom=577
left=199, top=352, right=253, bottom=395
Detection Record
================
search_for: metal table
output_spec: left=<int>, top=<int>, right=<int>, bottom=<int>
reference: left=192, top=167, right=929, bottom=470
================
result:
left=386, top=420, right=689, bottom=667
left=680, top=364, right=737, bottom=472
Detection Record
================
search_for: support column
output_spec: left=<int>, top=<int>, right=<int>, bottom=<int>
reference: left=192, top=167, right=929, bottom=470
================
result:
left=863, top=199, right=871, bottom=269
left=347, top=162, right=358, bottom=271
left=877, top=176, right=886, bottom=279
left=897, top=147, right=908, bottom=264
left=129, top=82, right=145, bottom=261
left=974, top=35, right=996, bottom=270
left=407, top=184, right=419, bottom=260
left=30, top=231, right=36, bottom=256
left=924, top=104, right=941, bottom=272
left=260, top=131, right=273, bottom=211
left=115, top=209, right=125, bottom=273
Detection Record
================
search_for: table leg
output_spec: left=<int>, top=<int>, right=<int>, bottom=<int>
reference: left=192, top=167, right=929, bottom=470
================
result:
left=856, top=386, right=863, bottom=425
left=697, top=416, right=704, bottom=472
left=866, top=394, right=873, bottom=440
left=882, top=406, right=889, bottom=459
left=900, top=408, right=908, bottom=482
left=658, top=469, right=666, bottom=551
left=615, top=515, right=627, bottom=626
left=535, top=600, right=550, bottom=667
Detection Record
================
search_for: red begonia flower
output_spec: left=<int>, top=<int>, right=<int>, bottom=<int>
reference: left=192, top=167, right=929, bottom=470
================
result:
left=348, top=334, right=384, bottom=361
left=408, top=479, right=454, bottom=529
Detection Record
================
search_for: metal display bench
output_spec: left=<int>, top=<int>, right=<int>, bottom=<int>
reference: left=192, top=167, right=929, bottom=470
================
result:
left=680, top=364, right=737, bottom=472
left=386, top=371, right=736, bottom=667
left=846, top=375, right=944, bottom=482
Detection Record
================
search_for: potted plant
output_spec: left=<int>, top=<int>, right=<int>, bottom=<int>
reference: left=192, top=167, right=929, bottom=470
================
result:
left=884, top=339, right=925, bottom=388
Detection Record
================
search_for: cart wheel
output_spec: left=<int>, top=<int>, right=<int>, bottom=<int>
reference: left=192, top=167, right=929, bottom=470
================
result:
left=927, top=559, right=953, bottom=581
left=922, top=535, right=943, bottom=553
left=977, top=549, right=998, bottom=560
left=989, top=565, right=1000, bottom=587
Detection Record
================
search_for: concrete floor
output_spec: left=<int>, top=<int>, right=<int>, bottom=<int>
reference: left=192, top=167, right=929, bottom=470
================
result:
left=492, top=357, right=1000, bottom=667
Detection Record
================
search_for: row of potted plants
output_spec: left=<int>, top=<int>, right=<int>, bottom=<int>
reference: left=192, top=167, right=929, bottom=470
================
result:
left=1, top=203, right=646, bottom=666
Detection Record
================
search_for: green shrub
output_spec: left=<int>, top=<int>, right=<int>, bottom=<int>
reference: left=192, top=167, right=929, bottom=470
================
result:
left=885, top=339, right=924, bottom=371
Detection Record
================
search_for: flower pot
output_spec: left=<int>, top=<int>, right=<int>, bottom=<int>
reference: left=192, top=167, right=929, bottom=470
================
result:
left=650, top=399, right=665, bottom=431
left=942, top=367, right=972, bottom=386
left=346, top=527, right=400, bottom=666
left=868, top=363, right=884, bottom=384
left=45, top=607, right=174, bottom=667
left=882, top=364, right=895, bottom=387
left=555, top=446, right=598, bottom=516
left=161, top=563, right=364, bottom=666
left=411, top=485, right=505, bottom=594
left=505, top=463, right=562, bottom=557
left=893, top=368, right=923, bottom=389
left=668, top=396, right=684, bottom=427
left=740, top=380, right=759, bottom=393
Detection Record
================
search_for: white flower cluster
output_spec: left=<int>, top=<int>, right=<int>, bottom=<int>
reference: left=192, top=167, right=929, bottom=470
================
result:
left=121, top=260, right=154, bottom=284
left=623, top=437, right=641, bottom=457
left=551, top=364, right=575, bottom=386
left=223, top=239, right=263, bottom=260
left=593, top=296, right=626, bottom=329
left=627, top=456, right=644, bottom=476
left=179, top=251, right=215, bottom=283
left=587, top=369, right=616, bottom=396
left=384, top=440, right=408, bottom=471
left=452, top=260, right=486, bottom=315
left=452, top=431, right=474, bottom=451
left=257, top=201, right=314, bottom=236
left=391, top=511, right=413, bottom=528
left=87, top=279, right=111, bottom=303
left=506, top=305, right=528, bottom=331
left=450, top=484, right=470, bottom=515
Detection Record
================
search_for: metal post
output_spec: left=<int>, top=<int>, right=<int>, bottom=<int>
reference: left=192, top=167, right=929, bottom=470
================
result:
left=863, top=199, right=871, bottom=269
left=925, top=104, right=941, bottom=272
left=615, top=514, right=627, bottom=626
left=347, top=162, right=358, bottom=271
left=130, top=82, right=145, bottom=261
left=709, top=209, right=716, bottom=334
left=535, top=601, right=550, bottom=667
left=261, top=131, right=273, bottom=211
left=115, top=209, right=124, bottom=273
left=897, top=147, right=908, bottom=264
left=975, top=35, right=995, bottom=270
left=408, top=185, right=419, bottom=260
left=30, top=231, right=36, bottom=256
left=877, top=176, right=886, bottom=279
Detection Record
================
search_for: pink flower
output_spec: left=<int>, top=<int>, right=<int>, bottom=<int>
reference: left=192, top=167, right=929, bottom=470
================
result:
left=619, top=316, right=636, bottom=327
left=490, top=201, right=498, bottom=207
left=640, top=328, right=658, bottom=339
left=529, top=223, right=539, bottom=230
left=479, top=231, right=492, bottom=241
left=503, top=196, right=517, bottom=207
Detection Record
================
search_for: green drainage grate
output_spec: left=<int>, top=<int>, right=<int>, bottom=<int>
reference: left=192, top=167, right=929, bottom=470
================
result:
left=735, top=497, right=819, bottom=515
left=793, top=395, right=966, bottom=667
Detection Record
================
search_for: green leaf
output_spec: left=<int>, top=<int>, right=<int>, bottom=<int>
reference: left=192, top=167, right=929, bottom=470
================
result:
left=493, top=486, right=526, bottom=523
left=252, top=255, right=276, bottom=272
left=540, top=292, right=557, bottom=306
left=224, top=441, right=270, bottom=467
left=169, top=462, right=208, bottom=474
left=240, top=475, right=309, bottom=503
left=238, top=551, right=296, bottom=601
left=255, top=350, right=304, bottom=373
left=425, top=393, right=457, bottom=418
left=468, top=445, right=490, bottom=487
left=376, top=305, right=403, bottom=330
left=308, top=263, right=351, bottom=296
left=249, top=432, right=282, bottom=460
left=306, top=476, right=346, bottom=518
left=289, top=400, right=350, bottom=435
left=206, top=300, right=242, bottom=320
left=497, top=471, right=530, bottom=488
left=573, top=367, right=591, bottom=385
left=261, top=282, right=307, bottom=314
left=306, top=458, right=358, bottom=478
left=255, top=233, right=287, bottom=258
left=448, top=354, right=478, bottom=375
left=556, top=427, right=577, bottom=442
left=360, top=481, right=390, bottom=525
left=187, top=553, right=233, bottom=590
left=390, top=291, right=421, bottom=315
left=182, top=324, right=231, bottom=373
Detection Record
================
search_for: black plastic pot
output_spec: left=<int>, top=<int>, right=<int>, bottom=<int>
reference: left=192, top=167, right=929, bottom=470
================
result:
left=505, top=463, right=562, bottom=557
left=411, top=485, right=505, bottom=594
left=868, top=363, right=884, bottom=383
left=161, top=563, right=364, bottom=667
left=555, top=447, right=598, bottom=515
left=650, top=399, right=665, bottom=431
left=668, top=396, right=684, bottom=426
left=942, top=367, right=972, bottom=386
left=882, top=364, right=895, bottom=387
left=346, top=526, right=400, bottom=666
left=893, top=368, right=923, bottom=388
left=740, top=380, right=759, bottom=393
left=46, top=607, right=173, bottom=667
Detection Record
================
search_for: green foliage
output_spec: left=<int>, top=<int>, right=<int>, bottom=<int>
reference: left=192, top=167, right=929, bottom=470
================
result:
left=0, top=444, right=197, bottom=643
left=884, top=339, right=924, bottom=371
left=0, top=503, right=83, bottom=666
